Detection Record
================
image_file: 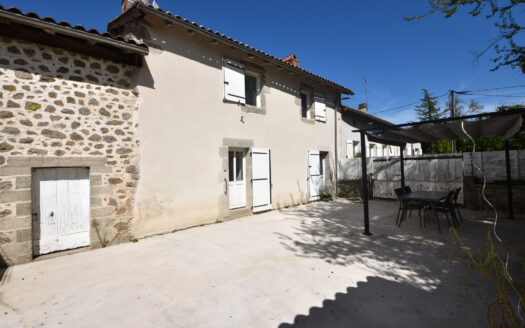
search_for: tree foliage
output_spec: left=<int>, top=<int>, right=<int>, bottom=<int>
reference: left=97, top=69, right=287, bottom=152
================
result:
left=405, top=0, right=525, bottom=72
left=445, top=96, right=466, bottom=116
left=415, top=89, right=442, bottom=122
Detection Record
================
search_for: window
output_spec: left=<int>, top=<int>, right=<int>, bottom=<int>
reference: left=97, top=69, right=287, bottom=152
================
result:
left=245, top=71, right=260, bottom=107
left=300, top=91, right=312, bottom=118
left=228, top=151, right=244, bottom=182
left=223, top=57, right=261, bottom=107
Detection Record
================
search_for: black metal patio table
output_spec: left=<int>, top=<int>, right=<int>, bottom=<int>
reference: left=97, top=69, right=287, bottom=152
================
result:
left=401, top=191, right=448, bottom=203
left=398, top=191, right=449, bottom=232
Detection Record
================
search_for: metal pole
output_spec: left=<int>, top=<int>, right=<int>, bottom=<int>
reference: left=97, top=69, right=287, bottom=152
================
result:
left=334, top=100, right=339, bottom=196
left=400, top=145, right=405, bottom=188
left=505, top=139, right=514, bottom=219
left=450, top=90, right=456, bottom=153
left=360, top=131, right=371, bottom=235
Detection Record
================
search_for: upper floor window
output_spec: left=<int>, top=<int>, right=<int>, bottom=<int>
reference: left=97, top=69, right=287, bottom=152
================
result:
left=300, top=90, right=312, bottom=119
left=245, top=71, right=261, bottom=107
left=223, top=57, right=261, bottom=107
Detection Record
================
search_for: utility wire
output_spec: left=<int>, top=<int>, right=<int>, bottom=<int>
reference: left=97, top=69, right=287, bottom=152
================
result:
left=458, top=93, right=525, bottom=98
left=370, top=84, right=525, bottom=115
left=371, top=93, right=448, bottom=115
left=456, top=84, right=525, bottom=93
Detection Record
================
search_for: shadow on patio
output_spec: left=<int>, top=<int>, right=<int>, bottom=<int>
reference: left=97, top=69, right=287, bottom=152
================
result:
left=276, top=199, right=523, bottom=327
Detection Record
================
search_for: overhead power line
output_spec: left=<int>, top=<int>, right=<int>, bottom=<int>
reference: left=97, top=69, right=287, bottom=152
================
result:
left=369, top=84, right=525, bottom=116
left=371, top=93, right=448, bottom=115
left=458, top=93, right=525, bottom=98
left=456, top=84, right=525, bottom=94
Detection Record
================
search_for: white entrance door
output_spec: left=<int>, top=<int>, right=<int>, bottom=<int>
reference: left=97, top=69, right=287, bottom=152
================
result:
left=32, top=168, right=90, bottom=255
left=308, top=150, right=322, bottom=201
left=252, top=148, right=272, bottom=213
left=228, top=151, right=246, bottom=209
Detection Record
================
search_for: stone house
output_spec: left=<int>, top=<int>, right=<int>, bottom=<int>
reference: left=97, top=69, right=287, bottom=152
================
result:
left=0, top=1, right=354, bottom=265
left=341, top=105, right=422, bottom=159
left=0, top=5, right=148, bottom=265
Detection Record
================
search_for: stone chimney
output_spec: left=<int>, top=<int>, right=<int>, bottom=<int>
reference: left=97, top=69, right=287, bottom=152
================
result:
left=358, top=103, right=368, bottom=113
left=282, top=54, right=299, bottom=68
left=121, top=0, right=150, bottom=12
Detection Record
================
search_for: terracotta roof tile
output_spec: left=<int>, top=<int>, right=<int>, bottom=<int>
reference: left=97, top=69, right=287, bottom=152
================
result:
left=127, top=3, right=352, bottom=94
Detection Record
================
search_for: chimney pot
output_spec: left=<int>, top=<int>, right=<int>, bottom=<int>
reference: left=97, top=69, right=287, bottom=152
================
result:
left=358, top=103, right=368, bottom=113
left=282, top=53, right=299, bottom=68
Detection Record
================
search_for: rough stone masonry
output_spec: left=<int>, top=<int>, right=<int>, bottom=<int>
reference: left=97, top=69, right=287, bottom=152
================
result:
left=0, top=36, right=141, bottom=265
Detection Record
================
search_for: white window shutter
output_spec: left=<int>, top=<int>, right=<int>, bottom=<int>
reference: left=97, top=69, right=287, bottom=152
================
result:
left=314, top=93, right=326, bottom=122
left=223, top=58, right=246, bottom=104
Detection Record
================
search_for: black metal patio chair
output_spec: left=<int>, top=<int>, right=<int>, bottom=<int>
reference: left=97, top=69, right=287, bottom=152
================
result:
left=395, top=187, right=425, bottom=227
left=424, top=190, right=457, bottom=233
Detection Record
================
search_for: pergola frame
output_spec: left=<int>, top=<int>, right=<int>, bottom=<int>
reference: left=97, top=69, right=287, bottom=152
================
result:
left=352, top=109, right=525, bottom=236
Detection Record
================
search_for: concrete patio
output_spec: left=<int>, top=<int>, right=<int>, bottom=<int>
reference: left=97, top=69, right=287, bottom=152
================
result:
left=1, top=199, right=523, bottom=327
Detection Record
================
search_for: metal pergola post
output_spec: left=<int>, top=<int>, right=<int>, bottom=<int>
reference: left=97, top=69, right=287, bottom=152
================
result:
left=400, top=145, right=406, bottom=188
left=505, top=140, right=514, bottom=220
left=360, top=131, right=371, bottom=235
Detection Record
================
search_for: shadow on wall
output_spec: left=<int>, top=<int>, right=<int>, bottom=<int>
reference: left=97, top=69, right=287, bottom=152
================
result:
left=278, top=276, right=488, bottom=328
left=143, top=21, right=333, bottom=102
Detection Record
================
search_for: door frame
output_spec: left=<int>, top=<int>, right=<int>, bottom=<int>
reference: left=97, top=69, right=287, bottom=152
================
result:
left=228, top=148, right=247, bottom=210
left=32, top=167, right=91, bottom=256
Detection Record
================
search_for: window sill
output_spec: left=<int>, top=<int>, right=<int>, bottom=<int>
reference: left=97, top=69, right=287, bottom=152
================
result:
left=301, top=118, right=315, bottom=125
left=223, top=99, right=266, bottom=115
left=242, top=104, right=266, bottom=115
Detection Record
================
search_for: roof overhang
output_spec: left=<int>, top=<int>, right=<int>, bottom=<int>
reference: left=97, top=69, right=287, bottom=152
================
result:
left=109, top=3, right=353, bottom=95
left=0, top=6, right=148, bottom=65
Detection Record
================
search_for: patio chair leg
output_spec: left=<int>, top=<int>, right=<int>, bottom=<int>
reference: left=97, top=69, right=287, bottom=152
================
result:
left=434, top=208, right=441, bottom=234
left=456, top=205, right=463, bottom=224
left=396, top=207, right=402, bottom=226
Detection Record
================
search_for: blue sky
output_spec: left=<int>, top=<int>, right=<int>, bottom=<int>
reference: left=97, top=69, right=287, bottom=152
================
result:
left=3, top=0, right=524, bottom=123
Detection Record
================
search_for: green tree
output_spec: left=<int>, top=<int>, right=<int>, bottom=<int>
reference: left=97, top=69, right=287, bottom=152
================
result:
left=405, top=0, right=524, bottom=72
left=415, top=89, right=442, bottom=122
left=445, top=96, right=466, bottom=116
left=468, top=99, right=484, bottom=114
left=415, top=89, right=443, bottom=153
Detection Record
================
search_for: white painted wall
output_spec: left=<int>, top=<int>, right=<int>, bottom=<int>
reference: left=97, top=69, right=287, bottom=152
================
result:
left=132, top=16, right=342, bottom=236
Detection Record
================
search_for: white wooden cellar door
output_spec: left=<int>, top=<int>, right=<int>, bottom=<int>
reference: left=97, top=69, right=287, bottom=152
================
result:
left=32, top=168, right=90, bottom=255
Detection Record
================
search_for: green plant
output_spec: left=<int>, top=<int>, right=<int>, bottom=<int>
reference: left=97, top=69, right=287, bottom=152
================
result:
left=354, top=152, right=362, bottom=158
left=320, top=193, right=332, bottom=201
left=215, top=219, right=223, bottom=224
left=130, top=238, right=139, bottom=243
left=449, top=227, right=524, bottom=327
left=338, top=191, right=347, bottom=198
left=91, top=219, right=108, bottom=247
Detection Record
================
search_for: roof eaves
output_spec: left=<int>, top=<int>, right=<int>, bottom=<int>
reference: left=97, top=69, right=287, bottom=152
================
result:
left=0, top=5, right=149, bottom=55
left=342, top=107, right=394, bottom=126
left=128, top=4, right=353, bottom=95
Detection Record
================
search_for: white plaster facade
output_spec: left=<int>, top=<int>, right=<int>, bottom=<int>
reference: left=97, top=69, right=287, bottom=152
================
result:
left=109, top=8, right=351, bottom=237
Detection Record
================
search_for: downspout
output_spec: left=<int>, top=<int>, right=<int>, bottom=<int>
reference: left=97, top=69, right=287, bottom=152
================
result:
left=334, top=96, right=340, bottom=196
left=336, top=94, right=352, bottom=197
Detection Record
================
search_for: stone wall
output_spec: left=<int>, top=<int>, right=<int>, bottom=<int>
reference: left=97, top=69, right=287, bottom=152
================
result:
left=0, top=36, right=140, bottom=265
